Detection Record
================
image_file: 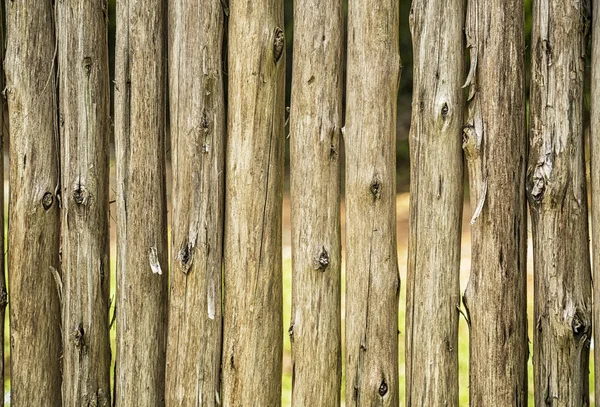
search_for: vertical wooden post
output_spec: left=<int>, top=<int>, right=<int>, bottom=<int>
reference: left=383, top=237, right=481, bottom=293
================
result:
left=405, top=0, right=465, bottom=404
left=222, top=0, right=285, bottom=404
left=528, top=1, right=592, bottom=405
left=114, top=1, right=168, bottom=405
left=345, top=0, right=401, bottom=404
left=289, top=0, right=343, bottom=404
left=0, top=5, right=6, bottom=407
left=590, top=0, right=600, bottom=402
left=5, top=1, right=62, bottom=405
left=56, top=1, right=111, bottom=405
left=463, top=0, right=528, bottom=404
left=165, top=0, right=225, bottom=405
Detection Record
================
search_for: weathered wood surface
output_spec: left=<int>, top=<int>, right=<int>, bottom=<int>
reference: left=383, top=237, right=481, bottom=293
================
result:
left=529, top=1, right=592, bottom=405
left=289, top=0, right=343, bottom=404
left=165, top=0, right=225, bottom=405
left=344, top=0, right=401, bottom=404
left=56, top=1, right=111, bottom=405
left=0, top=5, right=6, bottom=407
left=462, top=0, right=528, bottom=404
left=590, top=0, right=600, bottom=402
left=406, top=0, right=465, bottom=404
left=221, top=0, right=285, bottom=405
left=114, top=0, right=168, bottom=405
left=5, top=1, right=62, bottom=405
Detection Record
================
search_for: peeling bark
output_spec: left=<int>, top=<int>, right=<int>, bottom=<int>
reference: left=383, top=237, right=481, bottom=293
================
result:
left=344, top=0, right=401, bottom=404
left=165, top=0, right=225, bottom=405
left=221, top=0, right=285, bottom=405
left=5, top=0, right=62, bottom=405
left=405, top=0, right=464, bottom=405
left=56, top=1, right=111, bottom=405
left=463, top=0, right=528, bottom=405
left=114, top=0, right=168, bottom=405
left=289, top=0, right=343, bottom=404
left=528, top=1, right=592, bottom=405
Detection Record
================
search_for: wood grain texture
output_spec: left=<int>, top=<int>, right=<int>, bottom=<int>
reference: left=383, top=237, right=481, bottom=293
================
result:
left=463, top=0, right=528, bottom=404
left=289, top=0, right=343, bottom=404
left=56, top=1, right=111, bottom=405
left=5, top=0, right=62, bottom=404
left=405, top=0, right=464, bottom=404
left=528, top=1, right=592, bottom=405
left=0, top=6, right=6, bottom=407
left=165, top=0, right=225, bottom=405
left=114, top=0, right=168, bottom=405
left=221, top=0, right=285, bottom=405
left=344, top=0, right=401, bottom=404
left=592, top=0, right=600, bottom=403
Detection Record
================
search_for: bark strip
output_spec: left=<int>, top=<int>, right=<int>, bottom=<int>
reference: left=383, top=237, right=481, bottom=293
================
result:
left=344, top=0, right=401, bottom=404
left=221, top=0, right=285, bottom=405
left=406, top=0, right=465, bottom=404
left=114, top=1, right=168, bottom=405
left=528, top=1, right=592, bottom=405
left=463, top=0, right=528, bottom=405
left=165, top=0, right=225, bottom=405
left=289, top=0, right=343, bottom=404
left=56, top=1, right=111, bottom=405
left=5, top=1, right=62, bottom=405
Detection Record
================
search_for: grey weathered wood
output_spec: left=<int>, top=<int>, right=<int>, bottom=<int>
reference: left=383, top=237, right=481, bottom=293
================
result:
left=5, top=1, right=62, bottom=405
left=344, top=0, right=401, bottom=404
left=528, top=1, right=592, bottom=405
left=462, top=0, right=528, bottom=404
left=405, top=0, right=464, bottom=404
left=221, top=0, right=285, bottom=404
left=114, top=1, right=168, bottom=405
left=165, top=0, right=225, bottom=405
left=590, top=0, right=600, bottom=403
left=56, top=1, right=111, bottom=405
left=289, top=0, right=343, bottom=404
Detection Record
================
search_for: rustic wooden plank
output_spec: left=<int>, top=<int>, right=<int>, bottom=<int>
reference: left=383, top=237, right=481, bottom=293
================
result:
left=114, top=1, right=168, bottom=405
left=405, top=0, right=465, bottom=404
left=289, top=0, right=343, bottom=404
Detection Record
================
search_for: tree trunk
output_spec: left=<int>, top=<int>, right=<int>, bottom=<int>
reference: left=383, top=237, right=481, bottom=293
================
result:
left=114, top=1, right=168, bottom=405
left=5, top=1, right=62, bottom=405
left=405, top=0, right=464, bottom=404
left=56, top=1, right=111, bottom=405
left=344, top=0, right=401, bottom=404
left=289, top=0, right=343, bottom=404
left=528, top=1, right=592, bottom=405
left=165, top=0, right=225, bottom=405
left=462, top=0, right=528, bottom=405
left=221, top=0, right=285, bottom=404
left=592, top=0, right=600, bottom=402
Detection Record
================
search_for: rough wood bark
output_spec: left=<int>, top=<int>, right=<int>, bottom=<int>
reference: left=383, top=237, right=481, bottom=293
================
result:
left=114, top=0, right=168, bottom=405
left=592, top=0, right=600, bottom=403
left=289, top=0, right=343, bottom=404
left=528, top=1, right=592, bottom=405
left=221, top=0, right=285, bottom=404
left=462, top=0, right=528, bottom=405
left=344, top=0, right=401, bottom=404
left=405, top=0, right=464, bottom=404
left=5, top=1, right=62, bottom=405
left=56, top=1, right=111, bottom=405
left=165, top=0, right=225, bottom=405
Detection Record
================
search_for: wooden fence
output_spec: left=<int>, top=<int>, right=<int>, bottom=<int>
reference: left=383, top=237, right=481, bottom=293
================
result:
left=1, top=0, right=600, bottom=406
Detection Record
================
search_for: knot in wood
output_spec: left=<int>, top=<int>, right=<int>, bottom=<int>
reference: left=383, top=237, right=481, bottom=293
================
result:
left=378, top=380, right=388, bottom=397
left=42, top=192, right=54, bottom=210
left=72, top=323, right=85, bottom=348
left=571, top=311, right=588, bottom=337
left=273, top=27, right=284, bottom=63
left=73, top=185, right=89, bottom=205
left=370, top=177, right=382, bottom=199
left=316, top=246, right=330, bottom=271
left=288, top=324, right=294, bottom=343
